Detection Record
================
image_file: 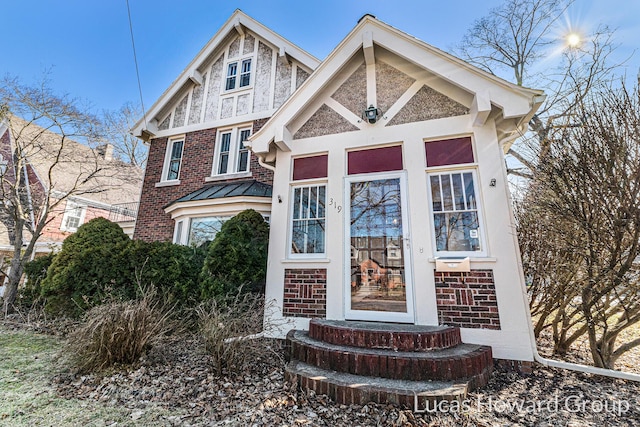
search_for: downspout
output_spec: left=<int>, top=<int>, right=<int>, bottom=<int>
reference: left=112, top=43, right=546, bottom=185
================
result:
left=256, top=152, right=276, bottom=172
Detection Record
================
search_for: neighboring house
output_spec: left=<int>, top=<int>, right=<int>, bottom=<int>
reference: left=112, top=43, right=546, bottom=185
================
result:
left=0, top=115, right=142, bottom=290
left=131, top=10, right=319, bottom=245
left=133, top=11, right=544, bottom=367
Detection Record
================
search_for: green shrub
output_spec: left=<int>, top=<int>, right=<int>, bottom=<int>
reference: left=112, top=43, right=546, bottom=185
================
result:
left=40, top=217, right=131, bottom=316
left=120, top=240, right=206, bottom=305
left=65, top=285, right=177, bottom=373
left=20, top=252, right=56, bottom=307
left=200, top=209, right=269, bottom=299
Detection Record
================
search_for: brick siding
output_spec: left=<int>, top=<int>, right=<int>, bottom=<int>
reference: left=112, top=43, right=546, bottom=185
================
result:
left=283, top=269, right=327, bottom=318
left=435, top=269, right=501, bottom=330
left=134, top=120, right=273, bottom=242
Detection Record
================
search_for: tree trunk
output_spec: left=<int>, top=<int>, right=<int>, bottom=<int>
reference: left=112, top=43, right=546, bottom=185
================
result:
left=2, top=258, right=24, bottom=316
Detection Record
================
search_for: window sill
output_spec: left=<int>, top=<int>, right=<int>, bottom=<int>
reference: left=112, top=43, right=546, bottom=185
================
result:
left=205, top=172, right=252, bottom=182
left=281, top=258, right=331, bottom=264
left=222, top=85, right=253, bottom=96
left=428, top=257, right=497, bottom=263
left=155, top=180, right=181, bottom=187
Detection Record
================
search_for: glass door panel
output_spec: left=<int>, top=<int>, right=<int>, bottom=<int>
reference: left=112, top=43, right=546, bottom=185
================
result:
left=347, top=175, right=412, bottom=321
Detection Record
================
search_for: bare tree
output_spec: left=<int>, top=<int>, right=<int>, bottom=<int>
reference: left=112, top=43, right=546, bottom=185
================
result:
left=518, top=81, right=640, bottom=368
left=456, top=0, right=620, bottom=177
left=0, top=76, right=119, bottom=315
left=101, top=102, right=147, bottom=168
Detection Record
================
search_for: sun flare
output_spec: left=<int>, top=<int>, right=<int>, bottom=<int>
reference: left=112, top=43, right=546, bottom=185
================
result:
left=566, top=32, right=582, bottom=48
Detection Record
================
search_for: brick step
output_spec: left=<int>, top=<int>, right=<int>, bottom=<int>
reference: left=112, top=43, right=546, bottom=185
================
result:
left=285, top=360, right=473, bottom=409
left=288, top=330, right=493, bottom=383
left=309, top=319, right=461, bottom=351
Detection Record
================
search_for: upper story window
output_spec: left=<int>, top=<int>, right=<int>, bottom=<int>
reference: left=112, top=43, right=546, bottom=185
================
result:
left=213, top=127, right=251, bottom=176
left=61, top=201, right=86, bottom=232
left=225, top=58, right=252, bottom=91
left=162, top=137, right=184, bottom=182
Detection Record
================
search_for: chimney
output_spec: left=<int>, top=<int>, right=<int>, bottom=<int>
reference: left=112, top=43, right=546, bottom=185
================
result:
left=96, top=143, right=114, bottom=161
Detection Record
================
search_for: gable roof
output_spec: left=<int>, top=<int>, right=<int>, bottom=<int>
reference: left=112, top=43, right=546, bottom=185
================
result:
left=132, top=9, right=321, bottom=139
left=4, top=115, right=142, bottom=206
left=248, top=14, right=545, bottom=158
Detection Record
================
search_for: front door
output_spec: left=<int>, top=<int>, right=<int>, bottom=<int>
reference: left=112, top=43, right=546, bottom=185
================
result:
left=345, top=172, right=414, bottom=322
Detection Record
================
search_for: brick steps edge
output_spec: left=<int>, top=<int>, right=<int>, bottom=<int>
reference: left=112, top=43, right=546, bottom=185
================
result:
left=288, top=330, right=493, bottom=382
left=285, top=360, right=476, bottom=409
left=309, top=319, right=462, bottom=351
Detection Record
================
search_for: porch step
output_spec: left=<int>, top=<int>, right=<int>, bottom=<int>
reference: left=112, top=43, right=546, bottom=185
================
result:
left=288, top=330, right=492, bottom=384
left=285, top=360, right=470, bottom=409
left=286, top=320, right=493, bottom=406
left=309, top=319, right=462, bottom=351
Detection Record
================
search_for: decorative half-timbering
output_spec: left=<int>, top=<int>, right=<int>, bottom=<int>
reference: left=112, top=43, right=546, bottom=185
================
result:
left=131, top=11, right=320, bottom=243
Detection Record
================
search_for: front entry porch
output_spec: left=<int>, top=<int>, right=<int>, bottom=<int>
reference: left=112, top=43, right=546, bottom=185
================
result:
left=285, top=319, right=493, bottom=409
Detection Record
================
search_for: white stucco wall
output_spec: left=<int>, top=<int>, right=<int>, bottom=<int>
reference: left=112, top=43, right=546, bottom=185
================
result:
left=263, top=115, right=534, bottom=361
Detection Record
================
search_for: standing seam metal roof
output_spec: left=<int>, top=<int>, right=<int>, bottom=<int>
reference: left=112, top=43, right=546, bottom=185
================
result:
left=166, top=180, right=272, bottom=208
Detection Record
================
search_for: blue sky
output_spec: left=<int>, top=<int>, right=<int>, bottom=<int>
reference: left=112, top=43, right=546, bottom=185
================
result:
left=1, top=0, right=638, bottom=116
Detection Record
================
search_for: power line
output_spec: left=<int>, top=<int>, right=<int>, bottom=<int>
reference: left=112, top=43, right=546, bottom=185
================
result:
left=126, top=0, right=147, bottom=129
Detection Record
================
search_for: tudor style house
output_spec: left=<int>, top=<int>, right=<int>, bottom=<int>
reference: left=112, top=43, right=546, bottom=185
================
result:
left=248, top=15, right=544, bottom=359
left=131, top=11, right=319, bottom=244
left=133, top=10, right=545, bottom=405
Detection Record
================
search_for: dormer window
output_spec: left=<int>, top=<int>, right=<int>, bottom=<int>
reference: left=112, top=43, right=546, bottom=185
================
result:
left=225, top=58, right=252, bottom=91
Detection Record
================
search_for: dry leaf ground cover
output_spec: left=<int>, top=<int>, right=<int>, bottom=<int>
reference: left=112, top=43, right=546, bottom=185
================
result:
left=1, top=321, right=639, bottom=427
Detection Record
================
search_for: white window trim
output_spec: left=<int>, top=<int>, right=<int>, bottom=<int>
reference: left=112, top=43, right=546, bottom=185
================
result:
left=211, top=126, right=252, bottom=177
left=223, top=34, right=256, bottom=94
left=60, top=201, right=87, bottom=232
left=161, top=136, right=185, bottom=182
left=173, top=219, right=186, bottom=245
left=288, top=181, right=328, bottom=259
left=426, top=168, right=488, bottom=258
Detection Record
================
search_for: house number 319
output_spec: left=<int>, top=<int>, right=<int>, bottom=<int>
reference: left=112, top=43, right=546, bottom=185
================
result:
left=328, top=198, right=342, bottom=213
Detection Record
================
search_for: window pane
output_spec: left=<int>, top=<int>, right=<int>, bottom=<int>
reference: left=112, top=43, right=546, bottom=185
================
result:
left=171, top=141, right=183, bottom=160
left=441, top=174, right=453, bottom=211
left=452, top=173, right=465, bottom=211
left=168, top=160, right=180, bottom=180
left=317, top=186, right=326, bottom=217
left=293, top=188, right=301, bottom=219
left=220, top=133, right=231, bottom=152
left=237, top=129, right=250, bottom=172
left=240, top=59, right=251, bottom=87
left=430, top=176, right=442, bottom=211
left=66, top=216, right=80, bottom=229
left=301, top=187, right=310, bottom=219
left=239, top=129, right=251, bottom=142
left=237, top=151, right=248, bottom=172
left=189, top=217, right=229, bottom=247
left=226, top=63, right=237, bottom=90
left=218, top=154, right=228, bottom=174
left=241, top=59, right=251, bottom=73
left=464, top=173, right=476, bottom=209
left=433, top=211, right=481, bottom=252
left=309, top=186, right=318, bottom=218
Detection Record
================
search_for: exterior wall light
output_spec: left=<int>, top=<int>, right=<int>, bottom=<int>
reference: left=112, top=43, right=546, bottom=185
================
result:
left=363, top=105, right=380, bottom=124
